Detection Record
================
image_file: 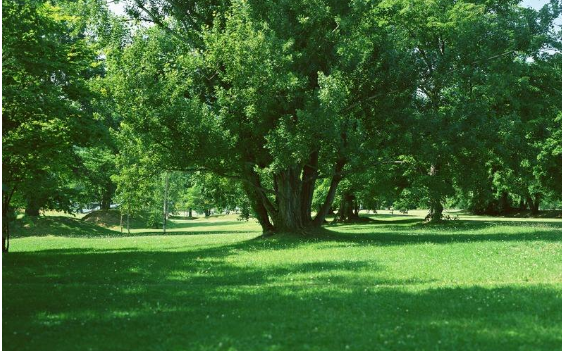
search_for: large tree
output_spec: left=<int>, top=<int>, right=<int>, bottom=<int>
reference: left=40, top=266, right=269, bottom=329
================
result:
left=110, top=0, right=411, bottom=234
left=2, top=0, right=104, bottom=250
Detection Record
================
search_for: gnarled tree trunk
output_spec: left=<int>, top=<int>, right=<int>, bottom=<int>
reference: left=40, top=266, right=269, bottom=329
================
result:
left=242, top=157, right=345, bottom=235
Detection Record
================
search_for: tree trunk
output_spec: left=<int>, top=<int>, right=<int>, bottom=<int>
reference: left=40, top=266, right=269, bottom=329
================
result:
left=353, top=200, right=360, bottom=217
left=300, top=151, right=319, bottom=226
left=2, top=186, right=16, bottom=252
left=120, top=211, right=123, bottom=234
left=336, top=191, right=358, bottom=222
left=428, top=199, right=444, bottom=222
left=241, top=158, right=344, bottom=235
left=427, top=164, right=443, bottom=222
left=25, top=197, right=42, bottom=216
left=100, top=183, right=114, bottom=210
left=499, top=191, right=511, bottom=214
left=2, top=219, right=9, bottom=253
left=188, top=208, right=193, bottom=218
left=127, top=211, right=130, bottom=235
left=312, top=158, right=345, bottom=226
left=163, top=172, right=169, bottom=234
left=272, top=167, right=304, bottom=232
left=530, top=193, right=540, bottom=215
left=242, top=165, right=275, bottom=234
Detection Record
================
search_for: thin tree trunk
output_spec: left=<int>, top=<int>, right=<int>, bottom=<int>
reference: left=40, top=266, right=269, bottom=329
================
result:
left=127, top=210, right=130, bottom=235
left=313, top=158, right=345, bottom=226
left=120, top=211, right=123, bottom=234
left=3, top=186, right=17, bottom=252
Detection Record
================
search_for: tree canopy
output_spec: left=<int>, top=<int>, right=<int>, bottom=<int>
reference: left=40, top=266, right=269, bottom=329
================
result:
left=2, top=0, right=561, bottom=250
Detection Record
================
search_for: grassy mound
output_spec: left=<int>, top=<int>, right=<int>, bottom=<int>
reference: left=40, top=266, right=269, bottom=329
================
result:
left=11, top=215, right=115, bottom=238
left=82, top=209, right=122, bottom=227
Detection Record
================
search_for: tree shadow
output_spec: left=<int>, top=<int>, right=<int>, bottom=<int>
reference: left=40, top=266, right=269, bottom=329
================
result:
left=3, top=243, right=561, bottom=350
left=315, top=226, right=562, bottom=246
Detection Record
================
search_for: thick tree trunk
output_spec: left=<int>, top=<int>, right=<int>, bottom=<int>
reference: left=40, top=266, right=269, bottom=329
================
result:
left=530, top=193, right=540, bottom=214
left=25, top=198, right=41, bottom=216
left=300, top=151, right=319, bottom=226
left=188, top=208, right=193, bottom=218
left=241, top=158, right=344, bottom=235
left=428, top=200, right=444, bottom=222
left=273, top=167, right=304, bottom=232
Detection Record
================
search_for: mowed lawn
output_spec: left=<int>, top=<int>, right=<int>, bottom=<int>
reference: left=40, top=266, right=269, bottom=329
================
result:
left=3, top=213, right=562, bottom=351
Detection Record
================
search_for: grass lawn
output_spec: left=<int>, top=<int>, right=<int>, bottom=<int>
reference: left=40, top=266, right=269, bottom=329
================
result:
left=3, top=212, right=562, bottom=350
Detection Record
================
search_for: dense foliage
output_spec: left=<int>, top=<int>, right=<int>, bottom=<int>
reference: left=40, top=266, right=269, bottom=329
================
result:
left=2, top=0, right=561, bottom=250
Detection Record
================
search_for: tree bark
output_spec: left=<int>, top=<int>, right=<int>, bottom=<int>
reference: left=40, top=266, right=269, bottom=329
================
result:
left=242, top=165, right=275, bottom=234
left=272, top=167, right=304, bottom=232
left=300, top=151, right=319, bottom=226
left=241, top=158, right=344, bottom=235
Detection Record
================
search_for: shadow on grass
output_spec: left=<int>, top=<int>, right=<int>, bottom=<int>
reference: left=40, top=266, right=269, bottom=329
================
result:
left=10, top=216, right=561, bottom=246
left=10, top=216, right=260, bottom=239
left=3, top=242, right=562, bottom=351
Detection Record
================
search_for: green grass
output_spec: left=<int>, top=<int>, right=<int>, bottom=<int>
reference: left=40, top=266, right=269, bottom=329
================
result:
left=3, top=212, right=562, bottom=350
